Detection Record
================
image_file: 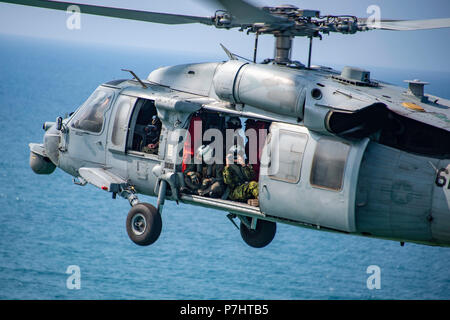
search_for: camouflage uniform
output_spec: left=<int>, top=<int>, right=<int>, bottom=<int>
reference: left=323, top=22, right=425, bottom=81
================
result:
left=197, top=163, right=225, bottom=198
left=183, top=163, right=225, bottom=198
left=223, top=164, right=258, bottom=202
left=183, top=163, right=203, bottom=194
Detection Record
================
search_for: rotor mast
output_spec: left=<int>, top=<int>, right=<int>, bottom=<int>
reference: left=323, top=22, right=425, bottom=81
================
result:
left=274, top=34, right=293, bottom=64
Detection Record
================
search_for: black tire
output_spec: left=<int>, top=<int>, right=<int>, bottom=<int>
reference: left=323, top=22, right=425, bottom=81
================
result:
left=126, top=203, right=162, bottom=246
left=240, top=219, right=276, bottom=248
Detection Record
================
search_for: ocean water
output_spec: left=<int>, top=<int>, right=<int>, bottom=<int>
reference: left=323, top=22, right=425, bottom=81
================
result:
left=0, top=34, right=449, bottom=300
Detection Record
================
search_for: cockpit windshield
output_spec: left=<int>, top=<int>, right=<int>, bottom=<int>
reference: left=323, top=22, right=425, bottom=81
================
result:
left=71, top=88, right=113, bottom=133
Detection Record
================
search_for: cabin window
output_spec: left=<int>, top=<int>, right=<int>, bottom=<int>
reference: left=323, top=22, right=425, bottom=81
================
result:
left=268, top=130, right=307, bottom=184
left=111, top=95, right=136, bottom=147
left=310, top=138, right=350, bottom=191
left=71, top=88, right=113, bottom=133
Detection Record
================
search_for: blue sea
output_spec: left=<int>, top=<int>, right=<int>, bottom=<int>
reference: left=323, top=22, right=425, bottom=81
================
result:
left=0, top=34, right=449, bottom=300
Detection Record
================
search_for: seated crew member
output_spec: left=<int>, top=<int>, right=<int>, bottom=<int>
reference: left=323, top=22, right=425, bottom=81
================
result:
left=197, top=145, right=224, bottom=198
left=182, top=146, right=204, bottom=195
left=182, top=145, right=225, bottom=198
left=141, top=116, right=162, bottom=154
left=223, top=145, right=259, bottom=204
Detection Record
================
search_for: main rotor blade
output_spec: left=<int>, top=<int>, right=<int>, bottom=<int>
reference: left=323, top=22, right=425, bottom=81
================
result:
left=360, top=18, right=450, bottom=31
left=0, top=0, right=214, bottom=25
left=208, top=0, right=285, bottom=24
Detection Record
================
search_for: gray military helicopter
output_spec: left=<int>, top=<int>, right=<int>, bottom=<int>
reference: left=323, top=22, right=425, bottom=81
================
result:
left=7, top=0, right=450, bottom=248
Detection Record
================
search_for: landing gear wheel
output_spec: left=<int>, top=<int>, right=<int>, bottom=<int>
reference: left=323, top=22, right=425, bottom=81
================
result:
left=240, top=219, right=276, bottom=248
left=126, top=203, right=162, bottom=246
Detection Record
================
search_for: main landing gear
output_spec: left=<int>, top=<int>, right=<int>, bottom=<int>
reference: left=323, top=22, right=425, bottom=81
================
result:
left=122, top=182, right=165, bottom=246
left=228, top=214, right=277, bottom=248
left=126, top=203, right=162, bottom=246
left=123, top=182, right=275, bottom=248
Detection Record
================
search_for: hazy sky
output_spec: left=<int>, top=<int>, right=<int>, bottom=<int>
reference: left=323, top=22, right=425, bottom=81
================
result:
left=1, top=0, right=449, bottom=72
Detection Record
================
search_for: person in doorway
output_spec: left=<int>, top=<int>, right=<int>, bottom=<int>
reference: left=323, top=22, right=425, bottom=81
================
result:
left=196, top=144, right=224, bottom=198
left=223, top=145, right=259, bottom=205
left=141, top=116, right=162, bottom=154
left=182, top=145, right=225, bottom=198
left=182, top=145, right=203, bottom=194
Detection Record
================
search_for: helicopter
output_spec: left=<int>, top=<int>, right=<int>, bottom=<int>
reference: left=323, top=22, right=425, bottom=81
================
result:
left=6, top=0, right=450, bottom=248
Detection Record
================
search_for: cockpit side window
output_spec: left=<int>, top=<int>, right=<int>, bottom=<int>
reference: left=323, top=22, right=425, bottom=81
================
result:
left=71, top=89, right=114, bottom=133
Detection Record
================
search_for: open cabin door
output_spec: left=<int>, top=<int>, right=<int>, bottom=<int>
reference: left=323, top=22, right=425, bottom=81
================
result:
left=124, top=98, right=164, bottom=196
left=105, top=95, right=166, bottom=196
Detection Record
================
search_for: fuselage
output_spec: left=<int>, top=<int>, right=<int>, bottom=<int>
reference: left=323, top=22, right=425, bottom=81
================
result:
left=32, top=61, right=450, bottom=247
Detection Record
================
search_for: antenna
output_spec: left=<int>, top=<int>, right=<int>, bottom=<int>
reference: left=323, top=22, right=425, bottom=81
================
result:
left=220, top=44, right=238, bottom=60
left=121, top=69, right=147, bottom=89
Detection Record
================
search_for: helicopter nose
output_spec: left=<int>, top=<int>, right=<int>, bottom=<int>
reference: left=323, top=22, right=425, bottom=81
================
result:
left=43, top=123, right=61, bottom=166
left=29, top=122, right=59, bottom=175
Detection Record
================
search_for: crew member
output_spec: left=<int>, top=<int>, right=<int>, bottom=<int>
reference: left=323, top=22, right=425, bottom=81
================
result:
left=223, top=145, right=258, bottom=204
left=141, top=116, right=162, bottom=154
left=197, top=145, right=224, bottom=198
